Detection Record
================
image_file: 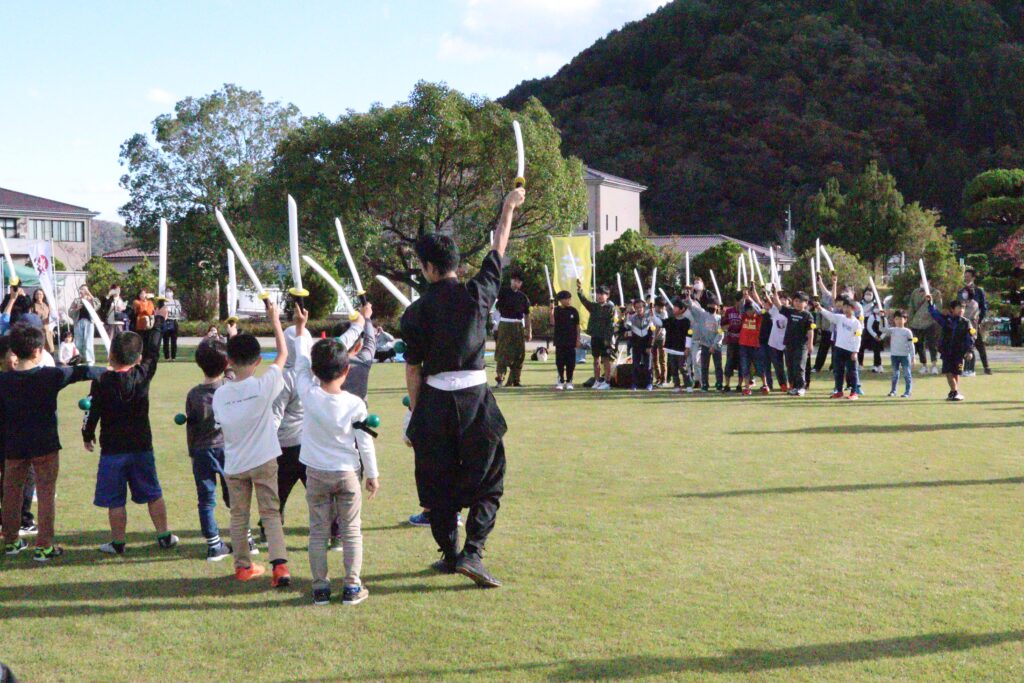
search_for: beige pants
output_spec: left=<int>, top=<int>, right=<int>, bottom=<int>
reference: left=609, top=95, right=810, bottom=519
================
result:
left=227, top=459, right=287, bottom=569
left=306, top=468, right=362, bottom=590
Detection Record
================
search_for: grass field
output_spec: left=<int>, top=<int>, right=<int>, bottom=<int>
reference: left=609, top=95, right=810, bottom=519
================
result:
left=1, top=356, right=1021, bottom=682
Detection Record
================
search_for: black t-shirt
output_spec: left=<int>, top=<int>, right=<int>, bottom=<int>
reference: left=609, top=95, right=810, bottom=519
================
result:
left=759, top=310, right=774, bottom=345
left=663, top=315, right=690, bottom=352
left=82, top=323, right=163, bottom=454
left=0, top=364, right=102, bottom=459
left=400, top=251, right=501, bottom=377
left=496, top=288, right=530, bottom=319
left=553, top=305, right=580, bottom=348
left=782, top=306, right=814, bottom=347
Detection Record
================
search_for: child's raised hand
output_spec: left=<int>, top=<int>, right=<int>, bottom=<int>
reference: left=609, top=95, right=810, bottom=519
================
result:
left=365, top=477, right=380, bottom=500
left=293, top=305, right=309, bottom=329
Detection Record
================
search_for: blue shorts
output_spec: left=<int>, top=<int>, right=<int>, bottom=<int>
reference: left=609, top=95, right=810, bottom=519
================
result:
left=94, top=451, right=164, bottom=508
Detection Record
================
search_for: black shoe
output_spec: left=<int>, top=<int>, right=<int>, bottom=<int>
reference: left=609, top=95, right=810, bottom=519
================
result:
left=431, top=551, right=457, bottom=574
left=455, top=551, right=502, bottom=588
left=312, top=587, right=331, bottom=606
left=984, top=367, right=993, bottom=375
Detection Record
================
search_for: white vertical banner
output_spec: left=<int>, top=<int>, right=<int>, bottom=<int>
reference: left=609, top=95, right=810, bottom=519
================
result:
left=27, top=240, right=59, bottom=325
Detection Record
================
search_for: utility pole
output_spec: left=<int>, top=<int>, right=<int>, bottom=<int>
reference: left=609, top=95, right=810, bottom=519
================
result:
left=783, top=204, right=795, bottom=255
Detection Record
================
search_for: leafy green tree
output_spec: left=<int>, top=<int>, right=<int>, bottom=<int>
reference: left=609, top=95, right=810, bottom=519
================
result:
left=118, top=84, right=302, bottom=318
left=783, top=246, right=871, bottom=296
left=890, top=236, right=963, bottom=311
left=594, top=230, right=679, bottom=301
left=123, top=258, right=158, bottom=299
left=252, top=82, right=587, bottom=289
left=84, top=256, right=121, bottom=295
left=689, top=242, right=744, bottom=300
left=838, top=161, right=909, bottom=271
left=961, top=168, right=1024, bottom=259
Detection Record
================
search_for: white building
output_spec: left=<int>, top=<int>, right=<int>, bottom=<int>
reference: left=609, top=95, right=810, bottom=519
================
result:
left=574, top=167, right=647, bottom=251
left=0, top=187, right=97, bottom=270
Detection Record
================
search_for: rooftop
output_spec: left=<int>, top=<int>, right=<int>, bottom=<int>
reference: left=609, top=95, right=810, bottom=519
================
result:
left=584, top=167, right=647, bottom=192
left=0, top=187, right=97, bottom=216
left=102, top=245, right=157, bottom=260
left=649, top=234, right=794, bottom=261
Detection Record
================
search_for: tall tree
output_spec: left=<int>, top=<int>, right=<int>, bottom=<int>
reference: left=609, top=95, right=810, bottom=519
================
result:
left=839, top=161, right=908, bottom=271
left=594, top=230, right=680, bottom=301
left=118, top=83, right=302, bottom=318
left=252, top=82, right=587, bottom=289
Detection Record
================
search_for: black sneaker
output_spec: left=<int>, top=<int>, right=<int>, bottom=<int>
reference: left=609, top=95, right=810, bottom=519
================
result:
left=33, top=545, right=63, bottom=562
left=206, top=541, right=231, bottom=562
left=431, top=552, right=457, bottom=574
left=455, top=551, right=502, bottom=588
left=984, top=367, right=993, bottom=375
left=18, top=523, right=38, bottom=537
left=312, top=587, right=331, bottom=606
left=157, top=533, right=179, bottom=549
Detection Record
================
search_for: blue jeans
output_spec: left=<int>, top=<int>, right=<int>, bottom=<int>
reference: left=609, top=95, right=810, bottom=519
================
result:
left=890, top=355, right=912, bottom=394
left=833, top=347, right=860, bottom=393
left=756, top=343, right=774, bottom=388
left=191, top=448, right=230, bottom=540
left=75, top=318, right=95, bottom=365
left=739, top=345, right=758, bottom=381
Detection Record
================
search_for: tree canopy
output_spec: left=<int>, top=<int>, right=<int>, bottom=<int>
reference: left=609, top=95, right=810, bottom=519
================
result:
left=503, top=0, right=1024, bottom=241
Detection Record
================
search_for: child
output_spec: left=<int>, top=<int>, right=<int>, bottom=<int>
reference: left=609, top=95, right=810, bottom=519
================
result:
left=814, top=297, right=864, bottom=400
left=184, top=338, right=233, bottom=561
left=881, top=309, right=914, bottom=398
left=0, top=336, right=38, bottom=540
left=737, top=289, right=762, bottom=395
left=212, top=302, right=291, bottom=584
left=293, top=308, right=379, bottom=606
left=0, top=324, right=102, bottom=560
left=58, top=330, right=79, bottom=366
left=682, top=292, right=723, bottom=393
left=576, top=283, right=616, bottom=390
left=651, top=299, right=668, bottom=387
left=928, top=296, right=975, bottom=401
left=627, top=299, right=658, bottom=391
left=753, top=288, right=775, bottom=393
left=767, top=291, right=791, bottom=391
left=771, top=289, right=815, bottom=396
left=720, top=292, right=744, bottom=391
left=860, top=287, right=884, bottom=372
left=550, top=291, right=580, bottom=390
left=83, top=304, right=178, bottom=555
left=662, top=298, right=691, bottom=392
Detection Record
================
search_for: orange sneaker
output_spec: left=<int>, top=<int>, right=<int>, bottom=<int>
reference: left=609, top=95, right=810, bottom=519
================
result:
left=271, top=563, right=291, bottom=588
left=235, top=563, right=266, bottom=581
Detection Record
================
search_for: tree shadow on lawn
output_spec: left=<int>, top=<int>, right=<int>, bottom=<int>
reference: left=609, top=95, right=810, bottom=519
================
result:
left=327, top=630, right=1024, bottom=681
left=734, top=421, right=1024, bottom=435
left=675, top=476, right=1024, bottom=499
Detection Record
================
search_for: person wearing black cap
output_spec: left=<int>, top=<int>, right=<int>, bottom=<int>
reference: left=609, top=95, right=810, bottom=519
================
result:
left=400, top=187, right=525, bottom=588
left=549, top=290, right=580, bottom=390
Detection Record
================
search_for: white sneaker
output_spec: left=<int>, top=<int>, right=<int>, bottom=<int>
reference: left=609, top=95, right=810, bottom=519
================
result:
left=565, top=382, right=574, bottom=391
left=595, top=381, right=611, bottom=391
left=962, top=370, right=975, bottom=377
left=554, top=382, right=564, bottom=391
left=917, top=366, right=928, bottom=375
left=673, top=387, right=683, bottom=394
left=796, top=388, right=806, bottom=396
left=873, top=365, right=884, bottom=373
left=684, top=386, right=695, bottom=394
left=930, top=366, right=940, bottom=375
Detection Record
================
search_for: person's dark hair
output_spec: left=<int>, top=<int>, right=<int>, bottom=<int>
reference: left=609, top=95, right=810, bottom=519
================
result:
left=556, top=290, right=572, bottom=301
left=965, top=267, right=977, bottom=277
left=840, top=296, right=854, bottom=307
left=226, top=333, right=262, bottom=366
left=735, top=291, right=745, bottom=303
left=596, top=284, right=610, bottom=295
left=414, top=234, right=460, bottom=275
left=509, top=271, right=524, bottom=282
left=0, top=336, right=11, bottom=358
left=948, top=299, right=963, bottom=310
left=33, top=289, right=45, bottom=302
left=310, top=339, right=350, bottom=383
left=111, top=331, right=143, bottom=366
left=206, top=325, right=219, bottom=336
left=673, top=297, right=685, bottom=309
left=195, top=338, right=228, bottom=378
left=891, top=309, right=907, bottom=318
left=9, top=323, right=44, bottom=359
left=705, top=295, right=720, bottom=307
left=793, top=291, right=809, bottom=302
left=61, top=330, right=74, bottom=343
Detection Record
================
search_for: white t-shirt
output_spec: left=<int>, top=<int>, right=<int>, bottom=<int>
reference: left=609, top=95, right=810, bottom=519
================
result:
left=295, top=336, right=378, bottom=477
left=213, top=365, right=285, bottom=475
left=819, top=310, right=864, bottom=353
left=59, top=341, right=78, bottom=364
left=768, top=307, right=789, bottom=351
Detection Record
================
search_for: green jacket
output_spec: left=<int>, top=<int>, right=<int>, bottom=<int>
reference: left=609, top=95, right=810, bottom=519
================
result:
left=578, top=290, right=616, bottom=339
left=909, top=288, right=941, bottom=330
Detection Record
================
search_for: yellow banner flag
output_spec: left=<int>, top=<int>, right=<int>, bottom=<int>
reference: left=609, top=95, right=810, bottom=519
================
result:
left=550, top=235, right=593, bottom=331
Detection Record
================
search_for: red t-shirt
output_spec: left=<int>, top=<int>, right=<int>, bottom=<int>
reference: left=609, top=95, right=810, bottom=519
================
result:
left=739, top=312, right=762, bottom=347
left=722, top=306, right=743, bottom=344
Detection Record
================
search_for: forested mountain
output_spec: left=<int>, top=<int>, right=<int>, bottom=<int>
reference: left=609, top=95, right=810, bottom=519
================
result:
left=503, top=0, right=1024, bottom=243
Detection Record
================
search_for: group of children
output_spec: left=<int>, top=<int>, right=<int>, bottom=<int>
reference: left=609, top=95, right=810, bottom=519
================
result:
left=543, top=273, right=979, bottom=401
left=0, top=284, right=386, bottom=607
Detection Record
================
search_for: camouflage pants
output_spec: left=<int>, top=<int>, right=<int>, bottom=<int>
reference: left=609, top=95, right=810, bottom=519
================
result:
left=495, top=322, right=526, bottom=385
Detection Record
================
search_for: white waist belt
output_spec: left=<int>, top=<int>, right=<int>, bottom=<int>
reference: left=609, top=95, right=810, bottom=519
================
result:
left=665, top=348, right=686, bottom=356
left=498, top=317, right=525, bottom=325
left=426, top=369, right=488, bottom=391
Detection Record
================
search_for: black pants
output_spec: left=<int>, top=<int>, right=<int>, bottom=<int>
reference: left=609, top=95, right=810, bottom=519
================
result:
left=277, top=445, right=306, bottom=522
left=631, top=343, right=651, bottom=387
left=1011, top=315, right=1022, bottom=347
left=858, top=334, right=882, bottom=367
left=162, top=321, right=179, bottom=360
left=555, top=345, right=576, bottom=383
left=723, top=343, right=740, bottom=383
left=700, top=345, right=723, bottom=389
left=814, top=334, right=833, bottom=371
left=409, top=384, right=506, bottom=557
left=667, top=353, right=685, bottom=387
left=785, top=345, right=808, bottom=391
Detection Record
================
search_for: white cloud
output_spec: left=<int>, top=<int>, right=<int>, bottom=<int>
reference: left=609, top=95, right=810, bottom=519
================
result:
left=440, top=0, right=668, bottom=74
left=146, top=87, right=176, bottom=105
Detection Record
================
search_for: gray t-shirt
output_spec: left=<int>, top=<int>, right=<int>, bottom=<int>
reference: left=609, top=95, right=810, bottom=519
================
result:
left=185, top=381, right=224, bottom=450
left=884, top=327, right=915, bottom=357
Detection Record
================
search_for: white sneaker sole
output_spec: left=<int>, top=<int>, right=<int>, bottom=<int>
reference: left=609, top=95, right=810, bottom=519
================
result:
left=207, top=553, right=232, bottom=562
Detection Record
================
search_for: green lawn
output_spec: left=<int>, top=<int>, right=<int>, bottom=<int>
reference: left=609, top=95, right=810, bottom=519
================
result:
left=1, top=358, right=1021, bottom=682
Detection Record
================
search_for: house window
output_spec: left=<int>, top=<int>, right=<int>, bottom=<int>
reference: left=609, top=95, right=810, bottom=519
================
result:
left=0, top=218, right=15, bottom=238
left=615, top=216, right=619, bottom=232
left=605, top=215, right=609, bottom=231
left=29, top=219, right=85, bottom=242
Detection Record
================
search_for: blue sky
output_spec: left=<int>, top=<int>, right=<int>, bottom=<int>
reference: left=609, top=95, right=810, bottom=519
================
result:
left=0, top=0, right=665, bottom=221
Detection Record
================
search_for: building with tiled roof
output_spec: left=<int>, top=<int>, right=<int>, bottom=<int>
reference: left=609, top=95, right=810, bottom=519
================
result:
left=649, top=233, right=796, bottom=270
left=102, top=245, right=158, bottom=274
left=0, top=187, right=98, bottom=271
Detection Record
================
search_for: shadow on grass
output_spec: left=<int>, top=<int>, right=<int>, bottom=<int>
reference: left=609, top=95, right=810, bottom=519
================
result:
left=676, top=476, right=1024, bottom=499
left=735, top=421, right=1024, bottom=435
left=323, top=630, right=1024, bottom=681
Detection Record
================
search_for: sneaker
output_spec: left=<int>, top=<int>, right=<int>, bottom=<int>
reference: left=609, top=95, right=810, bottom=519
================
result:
left=871, top=365, right=883, bottom=373
left=984, top=368, right=993, bottom=375
left=742, top=388, right=752, bottom=396
left=701, top=386, right=710, bottom=393
left=918, top=365, right=929, bottom=375
left=312, top=587, right=331, bottom=606
left=18, top=523, right=38, bottom=537
left=554, top=382, right=564, bottom=391
left=510, top=382, right=522, bottom=388
left=342, top=584, right=369, bottom=605
left=887, top=391, right=897, bottom=397
left=847, top=392, right=859, bottom=401
left=779, top=384, right=789, bottom=393
left=786, top=388, right=798, bottom=396
left=328, top=536, right=344, bottom=552
left=760, top=386, right=771, bottom=395
left=271, top=563, right=291, bottom=588
left=796, top=388, right=806, bottom=396
left=646, top=384, right=654, bottom=392
left=4, top=539, right=28, bottom=556
left=831, top=391, right=845, bottom=399
left=854, top=387, right=864, bottom=396
left=206, top=541, right=232, bottom=562
left=946, top=390, right=956, bottom=400
left=962, top=370, right=975, bottom=377
left=565, top=382, right=574, bottom=391
left=673, top=387, right=683, bottom=394
left=408, top=511, right=431, bottom=527
left=900, top=392, right=911, bottom=398
left=33, top=545, right=63, bottom=562
left=157, top=533, right=179, bottom=549
left=684, top=387, right=695, bottom=394
left=98, top=542, right=125, bottom=555
left=721, top=385, right=731, bottom=392
left=930, top=365, right=940, bottom=375
left=248, top=537, right=261, bottom=555
left=235, top=563, right=266, bottom=581
left=951, top=392, right=965, bottom=401
left=595, top=381, right=611, bottom=391
left=629, top=385, right=637, bottom=392
left=456, top=551, right=502, bottom=588
left=494, top=379, right=504, bottom=389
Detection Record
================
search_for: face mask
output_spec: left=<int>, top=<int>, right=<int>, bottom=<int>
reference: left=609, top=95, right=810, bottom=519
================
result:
left=693, top=283, right=704, bottom=292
